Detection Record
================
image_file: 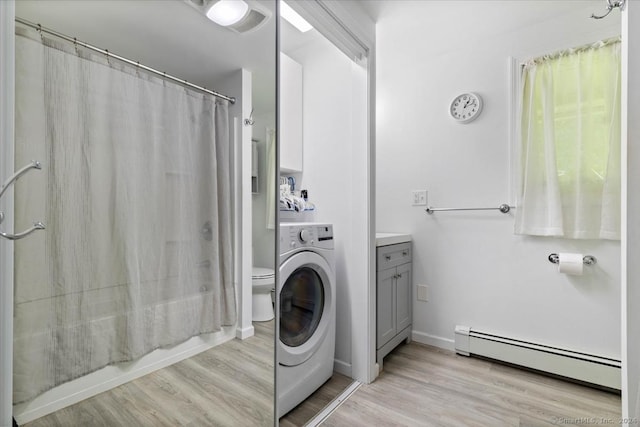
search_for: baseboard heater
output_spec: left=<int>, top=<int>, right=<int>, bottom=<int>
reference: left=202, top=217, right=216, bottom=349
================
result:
left=454, top=325, right=621, bottom=390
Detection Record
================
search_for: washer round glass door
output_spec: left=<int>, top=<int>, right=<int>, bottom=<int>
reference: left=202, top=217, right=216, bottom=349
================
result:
left=278, top=251, right=333, bottom=367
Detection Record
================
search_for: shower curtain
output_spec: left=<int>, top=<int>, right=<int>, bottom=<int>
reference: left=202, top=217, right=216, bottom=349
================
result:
left=13, top=28, right=235, bottom=403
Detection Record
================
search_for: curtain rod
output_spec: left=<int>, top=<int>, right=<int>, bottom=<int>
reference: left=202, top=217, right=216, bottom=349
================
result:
left=521, top=36, right=621, bottom=67
left=15, top=17, right=236, bottom=104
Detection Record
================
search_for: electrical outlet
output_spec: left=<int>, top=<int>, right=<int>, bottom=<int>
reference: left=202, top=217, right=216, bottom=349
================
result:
left=417, top=284, right=429, bottom=301
left=412, top=190, right=428, bottom=206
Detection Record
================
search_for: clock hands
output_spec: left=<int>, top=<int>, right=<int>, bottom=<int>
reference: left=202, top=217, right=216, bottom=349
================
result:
left=451, top=93, right=482, bottom=122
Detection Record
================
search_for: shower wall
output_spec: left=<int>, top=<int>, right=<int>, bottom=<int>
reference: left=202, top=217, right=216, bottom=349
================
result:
left=376, top=1, right=622, bottom=358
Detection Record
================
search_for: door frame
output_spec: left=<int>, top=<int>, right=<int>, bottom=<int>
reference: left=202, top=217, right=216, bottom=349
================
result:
left=0, top=1, right=15, bottom=426
left=621, top=0, right=639, bottom=421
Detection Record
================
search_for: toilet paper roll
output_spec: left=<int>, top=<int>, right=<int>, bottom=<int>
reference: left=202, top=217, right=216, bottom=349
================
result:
left=558, top=253, right=584, bottom=275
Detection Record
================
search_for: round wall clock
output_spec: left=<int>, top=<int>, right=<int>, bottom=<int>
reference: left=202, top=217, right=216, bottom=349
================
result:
left=449, top=92, right=483, bottom=123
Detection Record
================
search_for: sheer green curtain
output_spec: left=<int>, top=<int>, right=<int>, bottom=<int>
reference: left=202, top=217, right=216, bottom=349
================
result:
left=515, top=39, right=621, bottom=240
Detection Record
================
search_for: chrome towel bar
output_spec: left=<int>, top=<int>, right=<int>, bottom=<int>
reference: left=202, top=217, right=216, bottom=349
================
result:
left=0, top=222, right=45, bottom=241
left=0, top=160, right=41, bottom=200
left=426, top=203, right=514, bottom=214
left=548, top=253, right=597, bottom=266
left=0, top=160, right=46, bottom=241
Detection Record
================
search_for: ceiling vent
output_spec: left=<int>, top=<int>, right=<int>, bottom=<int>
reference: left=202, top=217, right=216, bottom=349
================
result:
left=184, top=0, right=271, bottom=34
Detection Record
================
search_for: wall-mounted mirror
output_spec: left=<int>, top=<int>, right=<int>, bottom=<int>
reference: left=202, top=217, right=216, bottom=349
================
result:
left=7, top=1, right=276, bottom=425
left=276, top=1, right=372, bottom=425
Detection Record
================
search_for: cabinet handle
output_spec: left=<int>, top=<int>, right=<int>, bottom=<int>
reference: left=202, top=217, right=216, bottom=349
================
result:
left=385, top=255, right=391, bottom=260
left=402, top=251, right=408, bottom=256
left=397, top=273, right=402, bottom=278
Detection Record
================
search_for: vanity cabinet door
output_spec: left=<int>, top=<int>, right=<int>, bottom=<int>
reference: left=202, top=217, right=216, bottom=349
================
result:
left=395, top=262, right=412, bottom=333
left=376, top=267, right=397, bottom=348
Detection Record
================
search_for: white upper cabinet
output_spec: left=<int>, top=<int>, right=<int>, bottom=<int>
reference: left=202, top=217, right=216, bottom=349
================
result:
left=279, top=52, right=303, bottom=172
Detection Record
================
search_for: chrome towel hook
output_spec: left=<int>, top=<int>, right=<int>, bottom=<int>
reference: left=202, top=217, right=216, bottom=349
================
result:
left=591, top=0, right=626, bottom=20
left=244, top=108, right=255, bottom=126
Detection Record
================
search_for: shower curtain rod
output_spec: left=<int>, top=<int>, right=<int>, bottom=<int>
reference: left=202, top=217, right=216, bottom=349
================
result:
left=15, top=17, right=236, bottom=104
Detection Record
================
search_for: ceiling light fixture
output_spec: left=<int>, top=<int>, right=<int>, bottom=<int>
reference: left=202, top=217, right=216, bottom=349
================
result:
left=280, top=1, right=313, bottom=33
left=184, top=0, right=271, bottom=34
left=206, top=0, right=250, bottom=26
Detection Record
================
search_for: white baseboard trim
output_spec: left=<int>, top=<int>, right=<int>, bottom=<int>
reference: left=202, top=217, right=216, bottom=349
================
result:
left=412, top=330, right=455, bottom=351
left=333, top=359, right=352, bottom=377
left=236, top=325, right=255, bottom=340
left=14, top=327, right=236, bottom=425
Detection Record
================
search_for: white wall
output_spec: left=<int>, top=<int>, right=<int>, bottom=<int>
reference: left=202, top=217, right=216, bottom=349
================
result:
left=251, top=111, right=276, bottom=270
left=214, top=69, right=255, bottom=339
left=376, top=1, right=621, bottom=358
left=285, top=35, right=369, bottom=378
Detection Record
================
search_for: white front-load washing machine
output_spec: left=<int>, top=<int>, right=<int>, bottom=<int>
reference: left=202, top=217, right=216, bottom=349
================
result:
left=278, top=222, right=335, bottom=417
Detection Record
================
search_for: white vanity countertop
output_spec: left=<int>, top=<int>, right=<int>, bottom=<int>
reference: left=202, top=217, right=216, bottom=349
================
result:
left=375, top=233, right=412, bottom=247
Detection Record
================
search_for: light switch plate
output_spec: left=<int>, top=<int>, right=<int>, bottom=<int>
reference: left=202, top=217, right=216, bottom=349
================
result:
left=412, top=190, right=428, bottom=206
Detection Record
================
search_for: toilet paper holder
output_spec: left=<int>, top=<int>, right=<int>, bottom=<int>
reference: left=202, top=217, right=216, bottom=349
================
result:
left=548, top=253, right=597, bottom=266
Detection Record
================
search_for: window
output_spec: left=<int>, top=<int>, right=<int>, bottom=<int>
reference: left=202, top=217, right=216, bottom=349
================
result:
left=514, top=39, right=621, bottom=240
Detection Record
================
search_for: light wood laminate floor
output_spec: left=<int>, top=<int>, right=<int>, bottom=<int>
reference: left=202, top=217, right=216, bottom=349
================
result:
left=324, top=342, right=621, bottom=427
left=24, top=321, right=275, bottom=427
left=280, top=373, right=353, bottom=427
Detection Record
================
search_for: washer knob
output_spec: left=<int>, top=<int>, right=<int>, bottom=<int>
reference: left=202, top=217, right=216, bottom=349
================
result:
left=299, top=229, right=310, bottom=242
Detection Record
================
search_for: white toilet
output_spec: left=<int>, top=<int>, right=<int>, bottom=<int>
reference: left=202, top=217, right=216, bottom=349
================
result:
left=252, top=267, right=275, bottom=322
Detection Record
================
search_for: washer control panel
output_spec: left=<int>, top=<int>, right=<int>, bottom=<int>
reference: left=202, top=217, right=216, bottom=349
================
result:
left=280, top=223, right=333, bottom=253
